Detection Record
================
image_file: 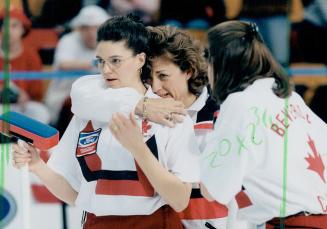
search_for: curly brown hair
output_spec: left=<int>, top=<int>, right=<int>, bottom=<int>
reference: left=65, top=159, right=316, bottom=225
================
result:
left=147, top=26, right=208, bottom=96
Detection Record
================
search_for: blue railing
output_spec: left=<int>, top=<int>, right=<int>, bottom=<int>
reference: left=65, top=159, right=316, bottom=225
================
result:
left=0, top=70, right=97, bottom=80
left=0, top=67, right=326, bottom=80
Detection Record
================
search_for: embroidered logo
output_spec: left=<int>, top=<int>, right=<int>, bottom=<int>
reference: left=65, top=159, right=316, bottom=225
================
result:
left=142, top=119, right=151, bottom=133
left=142, top=119, right=152, bottom=137
left=76, top=123, right=102, bottom=157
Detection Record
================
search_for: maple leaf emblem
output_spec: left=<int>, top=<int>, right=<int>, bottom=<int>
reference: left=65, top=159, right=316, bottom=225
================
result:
left=142, top=119, right=152, bottom=134
left=305, top=135, right=326, bottom=183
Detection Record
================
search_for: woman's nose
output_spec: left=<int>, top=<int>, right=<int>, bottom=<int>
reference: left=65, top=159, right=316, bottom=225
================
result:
left=102, top=62, right=113, bottom=74
left=151, top=77, right=162, bottom=92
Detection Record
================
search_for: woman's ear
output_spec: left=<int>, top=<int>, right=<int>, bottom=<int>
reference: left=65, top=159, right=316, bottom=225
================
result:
left=137, top=52, right=146, bottom=69
left=185, top=69, right=193, bottom=80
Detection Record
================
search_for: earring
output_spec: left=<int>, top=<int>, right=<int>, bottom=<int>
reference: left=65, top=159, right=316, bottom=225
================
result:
left=139, top=68, right=143, bottom=74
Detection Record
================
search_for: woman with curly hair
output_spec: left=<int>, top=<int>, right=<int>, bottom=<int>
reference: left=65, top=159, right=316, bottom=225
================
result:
left=147, top=25, right=229, bottom=229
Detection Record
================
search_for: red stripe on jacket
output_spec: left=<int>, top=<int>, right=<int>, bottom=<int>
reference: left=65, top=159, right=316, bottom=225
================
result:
left=179, top=198, right=228, bottom=219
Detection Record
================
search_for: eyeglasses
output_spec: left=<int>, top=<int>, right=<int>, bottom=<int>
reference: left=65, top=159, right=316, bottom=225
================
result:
left=93, top=56, right=134, bottom=70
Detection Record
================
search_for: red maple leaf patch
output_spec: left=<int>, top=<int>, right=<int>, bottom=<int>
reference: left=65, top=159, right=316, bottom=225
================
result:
left=142, top=119, right=152, bottom=134
left=305, top=135, right=326, bottom=183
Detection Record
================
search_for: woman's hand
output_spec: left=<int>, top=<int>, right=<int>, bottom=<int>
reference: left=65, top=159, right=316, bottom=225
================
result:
left=109, top=112, right=145, bottom=153
left=12, top=140, right=43, bottom=172
left=13, top=140, right=78, bottom=205
left=135, top=98, right=187, bottom=127
left=109, top=113, right=192, bottom=212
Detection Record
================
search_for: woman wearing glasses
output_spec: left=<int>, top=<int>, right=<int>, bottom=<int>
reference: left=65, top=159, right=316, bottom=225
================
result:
left=69, top=25, right=230, bottom=229
left=12, top=15, right=200, bottom=228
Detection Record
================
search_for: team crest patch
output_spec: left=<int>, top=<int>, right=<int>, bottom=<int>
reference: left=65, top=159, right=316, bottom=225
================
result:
left=76, top=128, right=102, bottom=157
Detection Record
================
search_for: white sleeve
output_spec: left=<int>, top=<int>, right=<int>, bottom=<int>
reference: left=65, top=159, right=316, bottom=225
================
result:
left=200, top=94, right=265, bottom=205
left=47, top=116, right=82, bottom=192
left=70, top=75, right=142, bottom=122
left=166, top=116, right=201, bottom=183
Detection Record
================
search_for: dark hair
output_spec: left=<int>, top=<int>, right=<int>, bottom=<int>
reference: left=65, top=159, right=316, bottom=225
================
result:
left=97, top=14, right=151, bottom=82
left=208, top=20, right=292, bottom=104
left=147, top=26, right=208, bottom=96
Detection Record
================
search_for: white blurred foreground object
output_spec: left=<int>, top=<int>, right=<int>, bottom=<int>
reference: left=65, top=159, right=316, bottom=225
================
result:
left=18, top=140, right=31, bottom=229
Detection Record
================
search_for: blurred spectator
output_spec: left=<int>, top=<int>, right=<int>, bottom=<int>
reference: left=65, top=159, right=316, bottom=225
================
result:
left=44, top=5, right=109, bottom=128
left=0, top=8, right=50, bottom=123
left=97, top=0, right=160, bottom=24
left=239, top=0, right=291, bottom=67
left=159, top=0, right=226, bottom=29
left=296, top=0, right=327, bottom=63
